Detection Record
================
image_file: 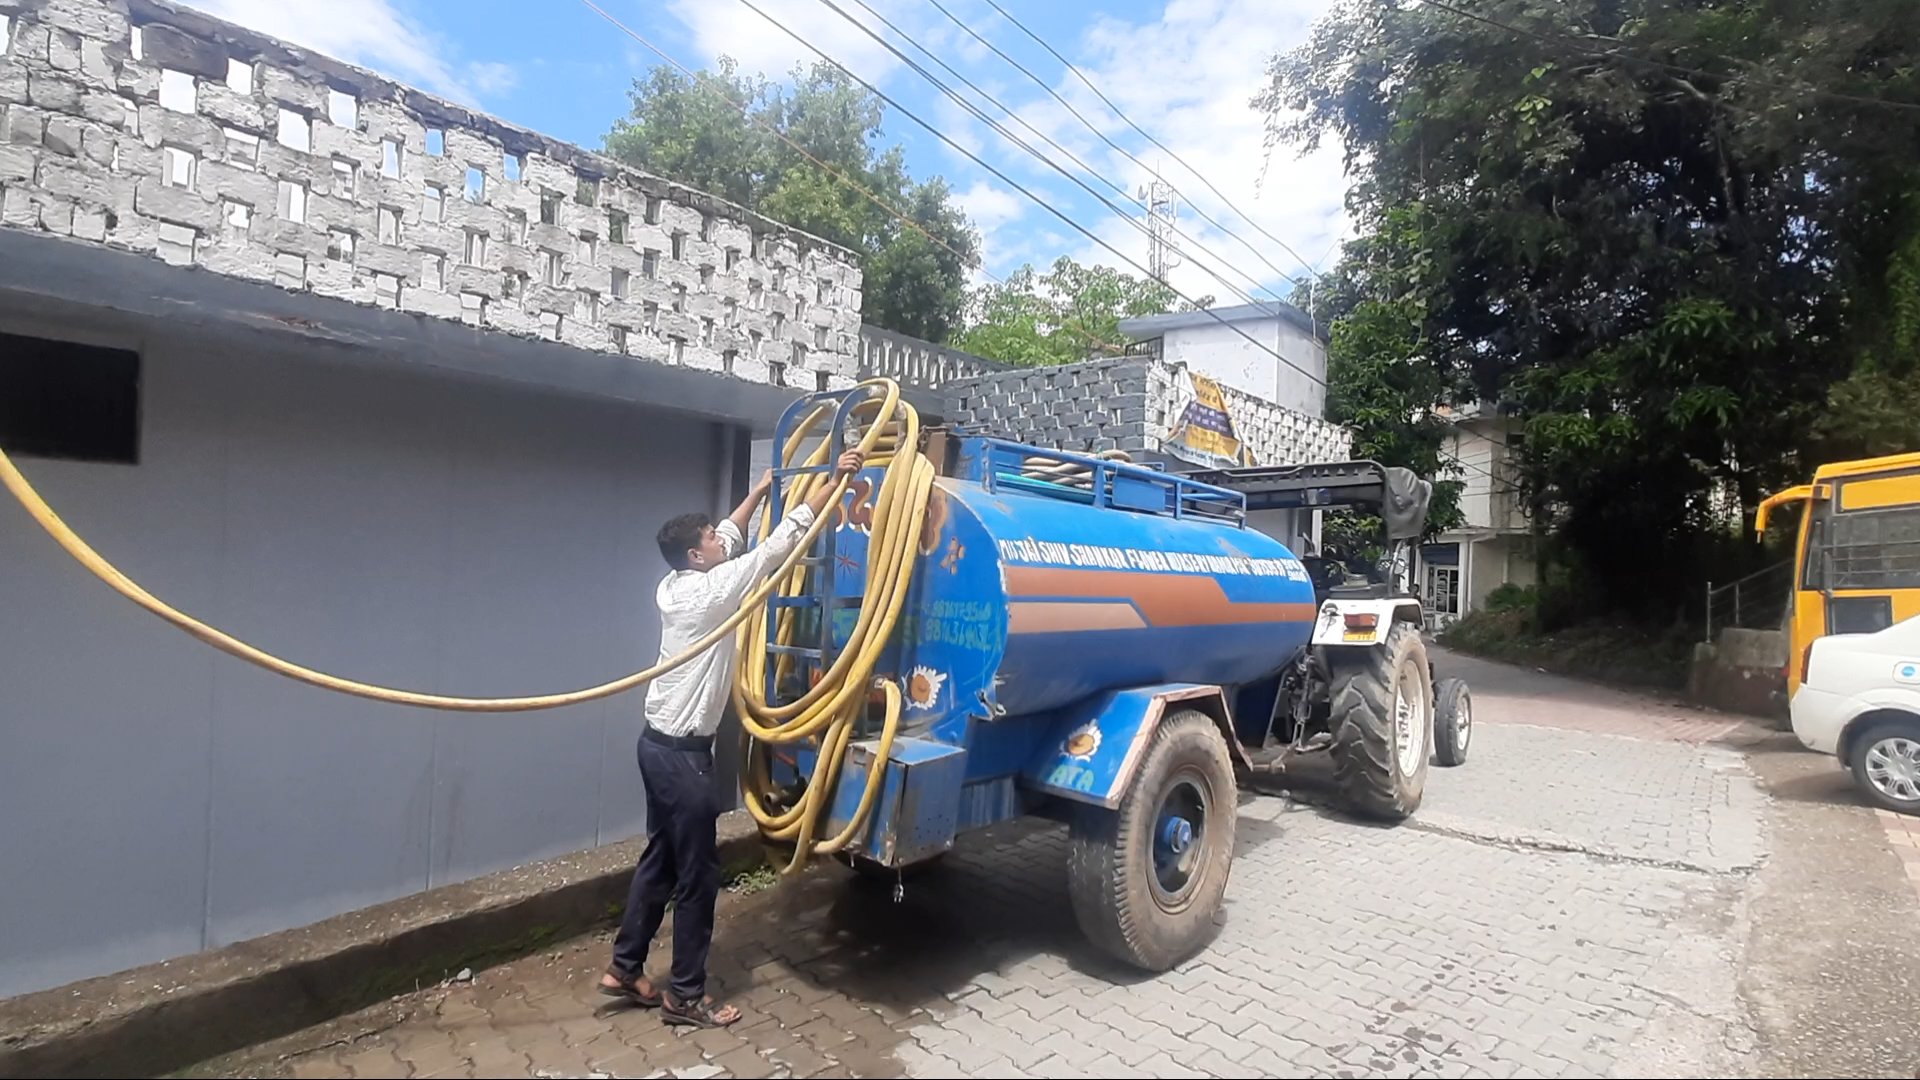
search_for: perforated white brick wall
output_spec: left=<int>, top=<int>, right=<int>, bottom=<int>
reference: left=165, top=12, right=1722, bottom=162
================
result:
left=0, top=0, right=862, bottom=391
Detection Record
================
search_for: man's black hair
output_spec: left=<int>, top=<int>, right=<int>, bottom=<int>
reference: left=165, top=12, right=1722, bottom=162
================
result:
left=657, top=513, right=712, bottom=571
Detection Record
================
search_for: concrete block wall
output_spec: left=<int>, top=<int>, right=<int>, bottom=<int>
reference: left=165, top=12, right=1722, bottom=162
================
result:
left=0, top=0, right=861, bottom=390
left=943, top=355, right=1151, bottom=454
left=944, top=354, right=1352, bottom=465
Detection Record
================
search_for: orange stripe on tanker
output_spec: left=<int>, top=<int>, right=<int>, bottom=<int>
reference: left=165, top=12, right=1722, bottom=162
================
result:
left=1003, top=566, right=1317, bottom=630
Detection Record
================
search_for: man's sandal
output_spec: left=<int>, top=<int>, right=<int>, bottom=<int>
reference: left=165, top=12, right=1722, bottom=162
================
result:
left=662, top=995, right=741, bottom=1028
left=597, top=968, right=663, bottom=1008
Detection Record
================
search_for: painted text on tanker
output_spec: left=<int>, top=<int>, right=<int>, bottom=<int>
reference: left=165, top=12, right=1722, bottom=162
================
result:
left=996, top=537, right=1310, bottom=581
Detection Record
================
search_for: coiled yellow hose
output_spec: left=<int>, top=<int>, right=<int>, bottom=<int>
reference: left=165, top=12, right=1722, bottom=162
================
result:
left=0, top=378, right=930, bottom=869
left=733, top=388, right=936, bottom=873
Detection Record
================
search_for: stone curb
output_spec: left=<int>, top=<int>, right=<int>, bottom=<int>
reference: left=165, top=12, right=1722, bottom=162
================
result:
left=0, top=811, right=765, bottom=1079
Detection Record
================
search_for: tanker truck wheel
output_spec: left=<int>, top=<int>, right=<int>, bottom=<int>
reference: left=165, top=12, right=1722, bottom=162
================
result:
left=1327, top=621, right=1432, bottom=821
left=1067, top=710, right=1236, bottom=971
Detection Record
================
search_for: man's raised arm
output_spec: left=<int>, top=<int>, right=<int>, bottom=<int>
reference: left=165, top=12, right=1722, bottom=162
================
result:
left=705, top=450, right=866, bottom=606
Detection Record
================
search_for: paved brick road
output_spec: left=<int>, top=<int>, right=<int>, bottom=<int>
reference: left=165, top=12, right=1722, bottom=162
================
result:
left=215, top=649, right=1775, bottom=1080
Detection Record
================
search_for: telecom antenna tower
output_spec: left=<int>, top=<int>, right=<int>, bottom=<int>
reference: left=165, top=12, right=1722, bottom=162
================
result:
left=1138, top=171, right=1180, bottom=282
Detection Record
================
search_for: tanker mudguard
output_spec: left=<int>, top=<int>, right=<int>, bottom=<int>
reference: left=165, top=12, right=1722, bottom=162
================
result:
left=1020, top=684, right=1236, bottom=807
left=1310, top=597, right=1424, bottom=647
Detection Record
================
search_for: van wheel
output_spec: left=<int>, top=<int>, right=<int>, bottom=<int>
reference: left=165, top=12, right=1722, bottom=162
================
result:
left=1067, top=710, right=1236, bottom=971
left=1849, top=717, right=1920, bottom=816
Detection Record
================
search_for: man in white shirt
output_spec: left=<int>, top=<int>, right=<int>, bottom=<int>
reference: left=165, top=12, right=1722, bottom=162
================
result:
left=599, top=448, right=864, bottom=1029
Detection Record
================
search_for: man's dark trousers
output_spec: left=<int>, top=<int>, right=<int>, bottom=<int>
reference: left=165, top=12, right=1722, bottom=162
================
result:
left=611, top=726, right=720, bottom=1003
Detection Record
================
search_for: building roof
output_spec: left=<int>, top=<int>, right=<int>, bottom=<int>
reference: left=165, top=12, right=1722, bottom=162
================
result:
left=1117, top=300, right=1320, bottom=341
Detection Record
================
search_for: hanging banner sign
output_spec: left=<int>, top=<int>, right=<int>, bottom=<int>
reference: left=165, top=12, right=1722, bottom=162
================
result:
left=1165, top=370, right=1253, bottom=469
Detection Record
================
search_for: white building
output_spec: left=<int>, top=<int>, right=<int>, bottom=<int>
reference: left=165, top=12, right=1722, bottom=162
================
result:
left=1116, top=301, right=1329, bottom=419
left=1420, top=402, right=1536, bottom=627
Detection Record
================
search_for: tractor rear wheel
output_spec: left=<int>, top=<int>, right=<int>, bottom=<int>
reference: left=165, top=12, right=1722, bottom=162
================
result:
left=1327, top=622, right=1433, bottom=821
left=1067, top=710, right=1236, bottom=971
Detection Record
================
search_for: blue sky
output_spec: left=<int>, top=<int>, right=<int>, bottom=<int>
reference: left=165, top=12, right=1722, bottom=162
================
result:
left=183, top=0, right=1349, bottom=305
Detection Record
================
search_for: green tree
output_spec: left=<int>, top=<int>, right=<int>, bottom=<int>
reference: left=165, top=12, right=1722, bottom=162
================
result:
left=1293, top=207, right=1465, bottom=539
left=1262, top=0, right=1920, bottom=616
left=605, top=60, right=979, bottom=343
left=952, top=256, right=1202, bottom=366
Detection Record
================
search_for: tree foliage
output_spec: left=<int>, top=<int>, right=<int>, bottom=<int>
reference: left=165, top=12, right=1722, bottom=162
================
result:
left=952, top=256, right=1200, bottom=367
left=605, top=60, right=979, bottom=343
left=1262, top=0, right=1920, bottom=615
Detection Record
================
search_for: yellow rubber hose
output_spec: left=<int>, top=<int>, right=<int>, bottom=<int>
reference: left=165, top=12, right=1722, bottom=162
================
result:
left=0, top=377, right=934, bottom=869
left=732, top=390, right=937, bottom=873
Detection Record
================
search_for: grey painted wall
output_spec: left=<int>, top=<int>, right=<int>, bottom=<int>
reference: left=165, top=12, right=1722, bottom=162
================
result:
left=0, top=324, right=736, bottom=998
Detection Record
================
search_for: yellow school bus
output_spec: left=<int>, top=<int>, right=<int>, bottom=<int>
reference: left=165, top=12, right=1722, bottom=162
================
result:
left=1757, top=451, right=1920, bottom=696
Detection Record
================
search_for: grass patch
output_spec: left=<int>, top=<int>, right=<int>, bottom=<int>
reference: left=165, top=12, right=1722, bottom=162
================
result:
left=724, top=862, right=779, bottom=895
left=1439, top=609, right=1693, bottom=692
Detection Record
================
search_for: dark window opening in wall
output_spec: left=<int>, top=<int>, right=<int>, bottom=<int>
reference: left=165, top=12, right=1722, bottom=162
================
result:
left=0, top=332, right=140, bottom=464
left=575, top=177, right=598, bottom=206
left=608, top=210, right=628, bottom=245
left=768, top=359, right=786, bottom=387
left=645, top=196, right=662, bottom=225
left=540, top=191, right=562, bottom=225
left=816, top=371, right=830, bottom=392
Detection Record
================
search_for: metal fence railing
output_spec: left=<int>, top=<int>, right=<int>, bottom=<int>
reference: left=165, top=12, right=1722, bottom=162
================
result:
left=1704, top=560, right=1793, bottom=641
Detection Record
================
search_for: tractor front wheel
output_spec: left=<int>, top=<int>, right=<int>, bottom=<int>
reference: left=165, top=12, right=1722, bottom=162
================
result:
left=1327, top=621, right=1433, bottom=820
left=1433, top=677, right=1472, bottom=767
left=1067, top=710, right=1236, bottom=971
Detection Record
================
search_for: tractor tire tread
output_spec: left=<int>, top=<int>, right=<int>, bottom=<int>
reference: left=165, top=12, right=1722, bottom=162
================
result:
left=1327, top=622, right=1429, bottom=821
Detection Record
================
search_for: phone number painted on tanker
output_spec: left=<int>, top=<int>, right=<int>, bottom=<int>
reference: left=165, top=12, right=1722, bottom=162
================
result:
left=996, top=537, right=1310, bottom=581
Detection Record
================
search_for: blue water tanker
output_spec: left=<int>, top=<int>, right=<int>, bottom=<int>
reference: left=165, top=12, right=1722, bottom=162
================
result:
left=762, top=397, right=1467, bottom=971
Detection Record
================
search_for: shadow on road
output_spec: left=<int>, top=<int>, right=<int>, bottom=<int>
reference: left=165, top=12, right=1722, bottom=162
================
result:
left=712, top=784, right=1321, bottom=1037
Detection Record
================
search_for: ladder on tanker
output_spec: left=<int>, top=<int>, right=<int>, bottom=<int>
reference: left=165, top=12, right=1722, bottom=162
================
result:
left=760, top=391, right=868, bottom=705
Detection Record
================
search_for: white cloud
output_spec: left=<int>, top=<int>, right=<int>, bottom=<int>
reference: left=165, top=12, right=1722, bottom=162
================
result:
left=954, top=179, right=1023, bottom=231
left=978, top=0, right=1350, bottom=303
left=463, top=60, right=520, bottom=99
left=665, top=0, right=909, bottom=83
left=179, top=0, right=513, bottom=106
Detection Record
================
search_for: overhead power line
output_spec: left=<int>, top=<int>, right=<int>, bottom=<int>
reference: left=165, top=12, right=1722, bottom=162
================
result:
left=726, top=0, right=1330, bottom=389
left=974, top=0, right=1325, bottom=277
left=835, top=0, right=1286, bottom=307
left=575, top=0, right=1143, bottom=360
left=809, top=0, right=1288, bottom=314
left=916, top=0, right=1314, bottom=292
left=580, top=0, right=1466, bottom=484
